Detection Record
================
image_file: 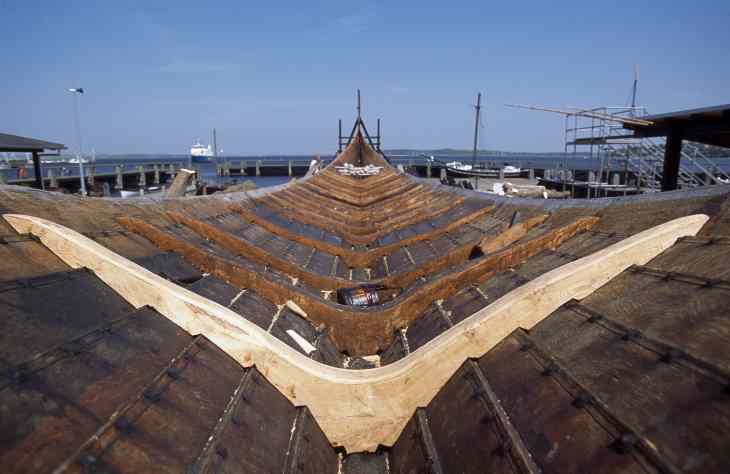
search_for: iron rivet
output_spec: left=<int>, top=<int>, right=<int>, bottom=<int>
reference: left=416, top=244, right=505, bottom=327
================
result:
left=166, top=367, right=181, bottom=380
left=144, top=390, right=162, bottom=402
left=114, top=417, right=131, bottom=432
left=216, top=445, right=228, bottom=459
left=519, top=342, right=533, bottom=352
left=660, top=348, right=684, bottom=364
left=613, top=432, right=638, bottom=454
left=542, top=363, right=559, bottom=376
left=8, top=368, right=28, bottom=384
left=78, top=454, right=97, bottom=466
left=572, top=392, right=592, bottom=408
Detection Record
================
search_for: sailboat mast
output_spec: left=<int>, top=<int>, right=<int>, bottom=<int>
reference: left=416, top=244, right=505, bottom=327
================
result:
left=630, top=65, right=639, bottom=115
left=471, top=92, right=482, bottom=167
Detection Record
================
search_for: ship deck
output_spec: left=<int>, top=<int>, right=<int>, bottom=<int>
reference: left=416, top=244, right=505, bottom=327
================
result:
left=2, top=130, right=730, bottom=473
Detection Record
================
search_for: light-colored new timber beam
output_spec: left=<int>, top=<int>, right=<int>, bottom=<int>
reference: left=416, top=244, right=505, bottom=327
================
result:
left=3, top=213, right=708, bottom=453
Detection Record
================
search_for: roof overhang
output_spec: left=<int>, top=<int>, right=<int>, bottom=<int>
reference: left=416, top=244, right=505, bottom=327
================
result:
left=0, top=132, right=66, bottom=153
left=624, top=104, right=730, bottom=148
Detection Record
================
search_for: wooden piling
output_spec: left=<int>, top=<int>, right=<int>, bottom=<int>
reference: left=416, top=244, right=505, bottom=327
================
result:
left=240, top=160, right=247, bottom=176
left=426, top=160, right=432, bottom=178
left=256, top=160, right=262, bottom=177
left=153, top=164, right=160, bottom=184
left=288, top=160, right=293, bottom=177
left=115, top=166, right=123, bottom=190
left=48, top=169, right=57, bottom=188
left=138, top=165, right=146, bottom=187
left=86, top=165, right=95, bottom=187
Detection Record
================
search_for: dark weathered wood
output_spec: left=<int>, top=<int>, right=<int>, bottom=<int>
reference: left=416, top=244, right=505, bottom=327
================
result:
left=0, top=307, right=193, bottom=472
left=120, top=215, right=599, bottom=355
left=479, top=332, right=652, bottom=474
left=234, top=202, right=495, bottom=267
left=529, top=301, right=730, bottom=473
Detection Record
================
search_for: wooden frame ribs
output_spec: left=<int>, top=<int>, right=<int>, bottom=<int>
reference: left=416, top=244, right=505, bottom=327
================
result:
left=119, top=214, right=600, bottom=354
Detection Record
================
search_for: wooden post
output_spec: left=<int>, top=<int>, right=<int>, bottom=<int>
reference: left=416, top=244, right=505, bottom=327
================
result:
left=166, top=169, right=195, bottom=197
left=426, top=160, right=432, bottom=178
left=138, top=165, right=146, bottom=187
left=86, top=164, right=95, bottom=187
left=153, top=164, right=160, bottom=184
left=528, top=168, right=535, bottom=181
left=288, top=160, right=293, bottom=177
left=31, top=151, right=43, bottom=189
left=256, top=160, right=262, bottom=176
left=115, top=166, right=123, bottom=190
left=48, top=168, right=58, bottom=188
left=225, top=161, right=231, bottom=177
left=662, top=130, right=683, bottom=191
left=241, top=160, right=247, bottom=176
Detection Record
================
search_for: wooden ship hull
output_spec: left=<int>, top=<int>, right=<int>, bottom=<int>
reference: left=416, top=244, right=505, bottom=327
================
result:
left=446, top=165, right=523, bottom=179
left=2, top=116, right=730, bottom=473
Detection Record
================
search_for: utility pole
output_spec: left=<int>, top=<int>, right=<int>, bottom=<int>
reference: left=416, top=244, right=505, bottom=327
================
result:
left=68, top=87, right=87, bottom=196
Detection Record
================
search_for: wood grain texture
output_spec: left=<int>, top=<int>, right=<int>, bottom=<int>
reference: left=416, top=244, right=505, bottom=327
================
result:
left=232, top=203, right=496, bottom=268
left=3, top=212, right=708, bottom=453
left=119, top=215, right=602, bottom=354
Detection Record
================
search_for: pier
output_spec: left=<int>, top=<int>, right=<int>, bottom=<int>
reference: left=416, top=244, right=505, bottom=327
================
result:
left=3, top=161, right=184, bottom=195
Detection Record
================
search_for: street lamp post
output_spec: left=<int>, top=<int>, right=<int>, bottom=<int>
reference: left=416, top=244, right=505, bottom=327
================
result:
left=68, top=87, right=87, bottom=196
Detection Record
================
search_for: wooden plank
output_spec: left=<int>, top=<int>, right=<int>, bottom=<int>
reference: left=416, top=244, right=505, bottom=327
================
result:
left=233, top=202, right=495, bottom=267
left=3, top=212, right=706, bottom=452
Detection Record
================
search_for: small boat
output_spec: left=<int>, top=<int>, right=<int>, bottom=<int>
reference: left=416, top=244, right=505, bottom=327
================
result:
left=443, top=160, right=523, bottom=179
left=67, top=156, right=89, bottom=164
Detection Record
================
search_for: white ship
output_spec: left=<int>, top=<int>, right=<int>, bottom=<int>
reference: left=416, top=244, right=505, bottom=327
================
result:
left=191, top=129, right=221, bottom=163
left=190, top=139, right=214, bottom=163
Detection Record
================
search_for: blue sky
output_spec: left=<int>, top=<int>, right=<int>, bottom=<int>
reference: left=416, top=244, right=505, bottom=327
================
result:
left=1, top=1, right=728, bottom=154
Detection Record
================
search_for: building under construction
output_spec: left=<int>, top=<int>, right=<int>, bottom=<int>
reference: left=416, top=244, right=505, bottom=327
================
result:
left=1, top=115, right=730, bottom=473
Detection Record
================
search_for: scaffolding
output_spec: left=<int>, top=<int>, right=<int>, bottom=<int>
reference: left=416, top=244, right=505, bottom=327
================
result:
left=564, top=106, right=729, bottom=197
